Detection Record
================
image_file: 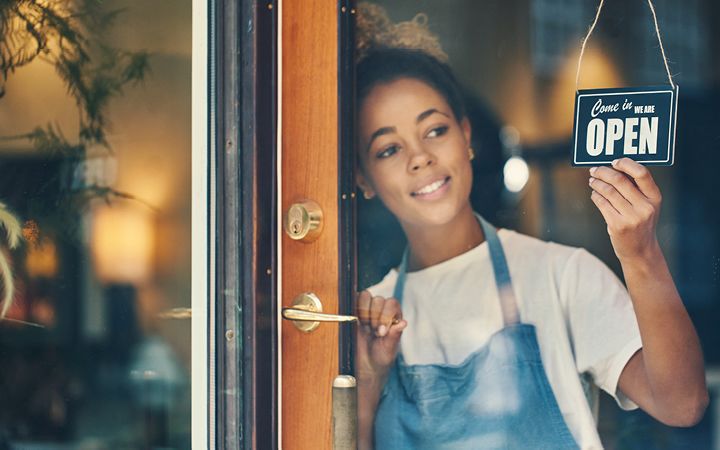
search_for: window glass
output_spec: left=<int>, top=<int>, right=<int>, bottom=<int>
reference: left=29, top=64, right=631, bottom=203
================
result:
left=0, top=1, right=192, bottom=447
left=355, top=1, right=719, bottom=447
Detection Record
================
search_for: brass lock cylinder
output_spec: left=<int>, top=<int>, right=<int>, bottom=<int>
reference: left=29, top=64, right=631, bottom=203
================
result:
left=284, top=200, right=324, bottom=242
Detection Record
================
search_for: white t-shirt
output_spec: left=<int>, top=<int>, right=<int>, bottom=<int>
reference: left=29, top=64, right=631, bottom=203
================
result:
left=367, top=228, right=643, bottom=450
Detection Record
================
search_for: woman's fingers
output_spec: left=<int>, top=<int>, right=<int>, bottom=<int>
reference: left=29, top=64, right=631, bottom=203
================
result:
left=590, top=164, right=648, bottom=206
left=357, top=290, right=372, bottom=322
left=385, top=319, right=407, bottom=342
left=377, top=298, right=402, bottom=337
left=356, top=290, right=375, bottom=336
left=590, top=190, right=622, bottom=230
left=589, top=160, right=661, bottom=226
left=356, top=291, right=404, bottom=337
left=369, top=296, right=385, bottom=332
left=611, top=157, right=662, bottom=203
left=588, top=175, right=634, bottom=216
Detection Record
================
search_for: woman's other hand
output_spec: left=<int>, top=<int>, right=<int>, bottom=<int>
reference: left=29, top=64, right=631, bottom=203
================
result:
left=356, top=290, right=407, bottom=450
left=355, top=290, right=407, bottom=384
left=588, top=157, right=663, bottom=262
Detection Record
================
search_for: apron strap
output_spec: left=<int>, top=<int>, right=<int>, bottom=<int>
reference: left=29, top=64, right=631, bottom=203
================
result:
left=392, top=214, right=521, bottom=326
left=476, top=214, right=521, bottom=326
left=393, top=251, right=408, bottom=302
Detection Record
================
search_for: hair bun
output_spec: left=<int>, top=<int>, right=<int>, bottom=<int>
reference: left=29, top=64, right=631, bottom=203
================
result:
left=356, top=2, right=448, bottom=63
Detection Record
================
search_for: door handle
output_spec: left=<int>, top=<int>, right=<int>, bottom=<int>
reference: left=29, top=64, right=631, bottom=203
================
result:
left=282, top=292, right=400, bottom=333
left=282, top=292, right=357, bottom=332
left=282, top=307, right=359, bottom=323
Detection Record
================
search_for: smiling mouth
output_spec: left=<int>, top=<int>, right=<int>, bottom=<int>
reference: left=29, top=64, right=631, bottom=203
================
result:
left=411, top=176, right=450, bottom=196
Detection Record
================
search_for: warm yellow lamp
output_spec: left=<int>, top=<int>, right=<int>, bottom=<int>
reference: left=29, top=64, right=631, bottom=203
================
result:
left=91, top=203, right=154, bottom=284
left=25, top=238, right=59, bottom=278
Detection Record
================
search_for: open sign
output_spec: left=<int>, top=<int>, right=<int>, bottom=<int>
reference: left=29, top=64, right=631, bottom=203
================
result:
left=572, top=86, right=678, bottom=166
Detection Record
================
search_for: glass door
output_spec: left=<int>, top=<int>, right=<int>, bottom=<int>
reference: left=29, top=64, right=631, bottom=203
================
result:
left=352, top=1, right=720, bottom=449
left=0, top=0, right=208, bottom=448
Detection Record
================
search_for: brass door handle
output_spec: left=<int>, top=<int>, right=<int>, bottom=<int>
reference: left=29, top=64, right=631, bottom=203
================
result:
left=282, top=292, right=357, bottom=332
left=281, top=308, right=358, bottom=323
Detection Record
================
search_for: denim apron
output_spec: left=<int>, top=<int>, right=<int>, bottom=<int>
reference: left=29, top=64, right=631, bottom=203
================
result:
left=373, top=216, right=580, bottom=449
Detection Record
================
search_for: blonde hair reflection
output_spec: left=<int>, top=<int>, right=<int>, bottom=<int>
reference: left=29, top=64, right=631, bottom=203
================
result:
left=0, top=202, right=22, bottom=318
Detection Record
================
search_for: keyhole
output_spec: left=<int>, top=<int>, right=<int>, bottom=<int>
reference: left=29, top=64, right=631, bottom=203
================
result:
left=285, top=202, right=321, bottom=242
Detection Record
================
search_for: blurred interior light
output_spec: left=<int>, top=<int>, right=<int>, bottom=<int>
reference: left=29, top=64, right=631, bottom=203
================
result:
left=546, top=47, right=624, bottom=140
left=503, top=156, right=530, bottom=193
left=91, top=203, right=154, bottom=284
left=25, top=237, right=59, bottom=278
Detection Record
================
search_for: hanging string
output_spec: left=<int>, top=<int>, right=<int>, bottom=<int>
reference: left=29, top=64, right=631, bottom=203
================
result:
left=575, top=0, right=605, bottom=92
left=645, top=0, right=675, bottom=89
left=575, top=0, right=675, bottom=92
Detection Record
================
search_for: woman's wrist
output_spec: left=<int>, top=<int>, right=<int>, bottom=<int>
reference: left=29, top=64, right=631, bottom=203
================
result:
left=617, top=238, right=663, bottom=273
left=357, top=376, right=385, bottom=415
left=358, top=383, right=383, bottom=450
left=357, top=368, right=389, bottom=390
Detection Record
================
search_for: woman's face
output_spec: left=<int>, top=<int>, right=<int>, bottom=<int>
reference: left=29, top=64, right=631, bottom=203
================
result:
left=357, top=77, right=473, bottom=230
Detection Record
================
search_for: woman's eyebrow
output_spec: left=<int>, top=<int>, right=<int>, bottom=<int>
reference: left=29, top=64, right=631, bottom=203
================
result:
left=416, top=108, right=449, bottom=123
left=366, top=126, right=396, bottom=153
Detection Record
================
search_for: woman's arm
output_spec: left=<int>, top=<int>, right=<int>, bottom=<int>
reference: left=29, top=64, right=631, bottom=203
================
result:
left=357, top=372, right=387, bottom=450
left=588, top=158, right=708, bottom=426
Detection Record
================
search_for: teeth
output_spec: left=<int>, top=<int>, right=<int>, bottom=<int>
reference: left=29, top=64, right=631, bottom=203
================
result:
left=415, top=178, right=446, bottom=195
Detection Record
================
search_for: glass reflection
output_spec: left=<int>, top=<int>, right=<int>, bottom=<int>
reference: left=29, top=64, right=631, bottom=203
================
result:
left=0, top=1, right=191, bottom=448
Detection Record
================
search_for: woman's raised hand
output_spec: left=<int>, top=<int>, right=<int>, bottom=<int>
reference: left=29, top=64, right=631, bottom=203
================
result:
left=355, top=290, right=407, bottom=384
left=588, top=157, right=663, bottom=262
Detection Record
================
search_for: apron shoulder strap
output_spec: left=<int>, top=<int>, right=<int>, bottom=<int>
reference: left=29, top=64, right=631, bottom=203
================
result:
left=393, top=250, right=408, bottom=301
left=476, top=214, right=521, bottom=326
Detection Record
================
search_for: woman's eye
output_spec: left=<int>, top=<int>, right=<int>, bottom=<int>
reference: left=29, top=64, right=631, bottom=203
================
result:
left=376, top=145, right=399, bottom=159
left=426, top=126, right=449, bottom=138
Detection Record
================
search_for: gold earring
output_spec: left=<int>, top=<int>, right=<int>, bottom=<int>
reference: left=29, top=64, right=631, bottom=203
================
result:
left=363, top=190, right=374, bottom=200
left=468, top=147, right=475, bottom=161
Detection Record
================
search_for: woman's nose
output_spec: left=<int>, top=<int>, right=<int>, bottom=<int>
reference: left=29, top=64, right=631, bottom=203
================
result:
left=408, top=147, right=434, bottom=172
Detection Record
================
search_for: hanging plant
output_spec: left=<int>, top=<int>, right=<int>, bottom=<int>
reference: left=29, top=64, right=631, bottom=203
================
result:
left=0, top=0, right=151, bottom=239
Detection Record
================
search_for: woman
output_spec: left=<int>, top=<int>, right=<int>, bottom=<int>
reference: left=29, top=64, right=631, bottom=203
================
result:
left=353, top=7, right=708, bottom=450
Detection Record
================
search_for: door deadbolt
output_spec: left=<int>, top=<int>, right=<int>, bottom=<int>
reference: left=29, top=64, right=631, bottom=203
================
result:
left=284, top=200, right=323, bottom=242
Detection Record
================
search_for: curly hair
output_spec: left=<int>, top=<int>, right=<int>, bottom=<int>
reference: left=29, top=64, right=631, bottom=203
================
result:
left=356, top=2, right=448, bottom=64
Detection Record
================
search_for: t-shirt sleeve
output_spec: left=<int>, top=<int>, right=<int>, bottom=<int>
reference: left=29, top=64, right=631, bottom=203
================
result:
left=559, top=247, right=643, bottom=410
